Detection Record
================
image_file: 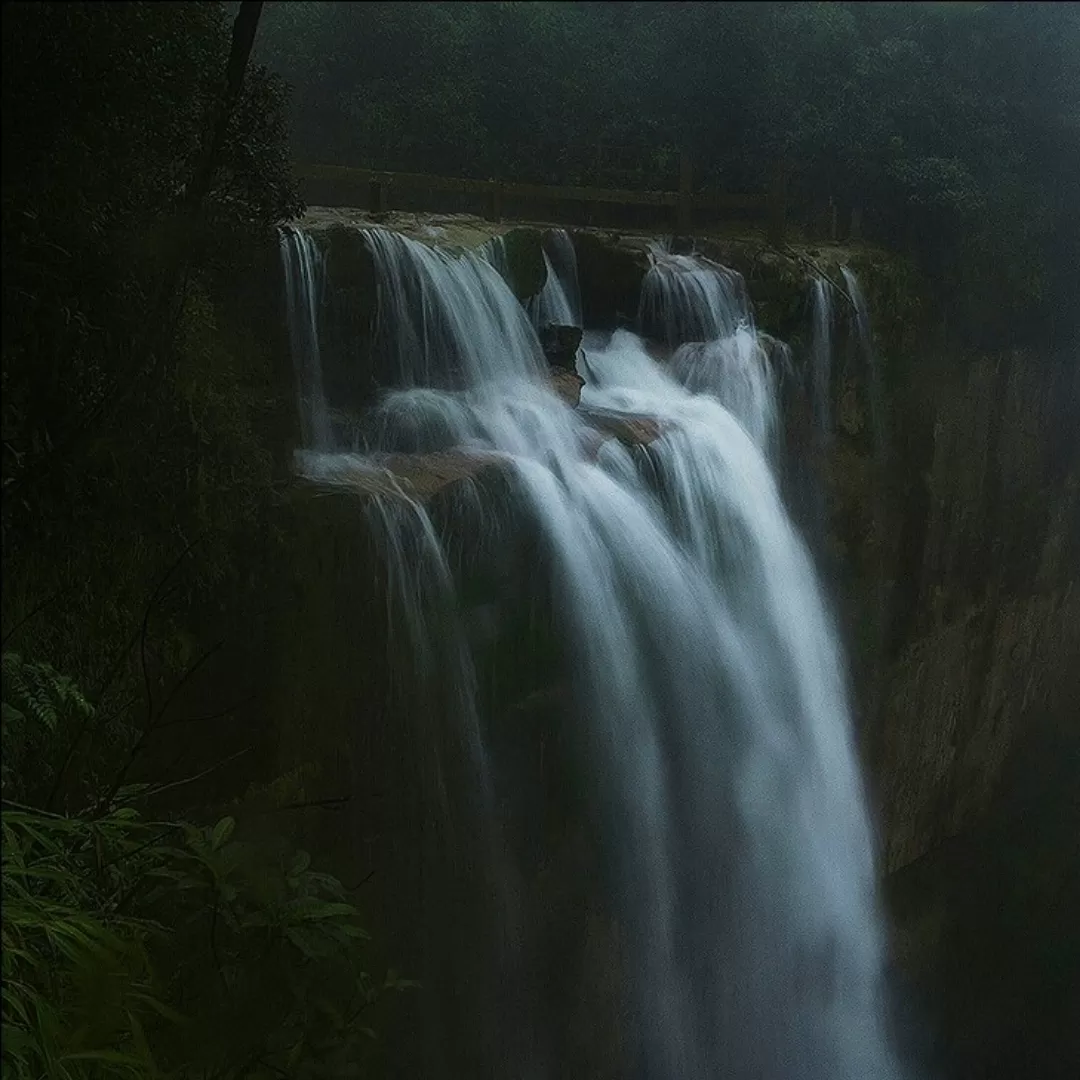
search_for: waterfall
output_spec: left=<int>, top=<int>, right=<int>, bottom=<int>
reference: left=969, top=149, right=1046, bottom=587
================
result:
left=365, top=227, right=545, bottom=390
left=279, top=225, right=332, bottom=450
left=283, top=226, right=903, bottom=1080
left=638, top=242, right=749, bottom=346
left=667, top=329, right=779, bottom=456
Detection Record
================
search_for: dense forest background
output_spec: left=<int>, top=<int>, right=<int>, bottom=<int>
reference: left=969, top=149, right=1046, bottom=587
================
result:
left=258, top=0, right=1080, bottom=346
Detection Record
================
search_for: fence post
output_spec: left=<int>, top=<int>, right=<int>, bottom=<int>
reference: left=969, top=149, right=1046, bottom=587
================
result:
left=677, top=150, right=693, bottom=233
left=485, top=180, right=503, bottom=222
left=767, top=165, right=787, bottom=245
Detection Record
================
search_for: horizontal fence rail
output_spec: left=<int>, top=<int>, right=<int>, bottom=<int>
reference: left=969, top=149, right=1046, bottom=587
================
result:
left=295, top=160, right=787, bottom=241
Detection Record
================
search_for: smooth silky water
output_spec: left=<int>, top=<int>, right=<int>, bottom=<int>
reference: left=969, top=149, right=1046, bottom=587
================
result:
left=280, top=223, right=906, bottom=1079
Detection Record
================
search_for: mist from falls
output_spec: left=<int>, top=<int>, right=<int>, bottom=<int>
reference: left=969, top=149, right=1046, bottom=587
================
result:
left=281, top=223, right=904, bottom=1080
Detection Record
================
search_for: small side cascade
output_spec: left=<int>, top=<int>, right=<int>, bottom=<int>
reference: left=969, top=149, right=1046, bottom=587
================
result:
left=279, top=224, right=332, bottom=451
left=810, top=276, right=835, bottom=439
left=668, top=329, right=779, bottom=456
left=527, top=228, right=582, bottom=330
left=637, top=240, right=750, bottom=347
left=364, top=227, right=546, bottom=392
left=841, top=266, right=886, bottom=460
left=626, top=242, right=777, bottom=456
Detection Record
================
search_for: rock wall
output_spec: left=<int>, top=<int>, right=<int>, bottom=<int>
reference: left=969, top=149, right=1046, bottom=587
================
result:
left=872, top=355, right=1080, bottom=873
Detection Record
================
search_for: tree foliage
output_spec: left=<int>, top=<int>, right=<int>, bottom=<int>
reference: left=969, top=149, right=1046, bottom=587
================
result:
left=1, top=1, right=300, bottom=718
left=2, top=654, right=412, bottom=1080
left=1, top=9, right=413, bottom=1070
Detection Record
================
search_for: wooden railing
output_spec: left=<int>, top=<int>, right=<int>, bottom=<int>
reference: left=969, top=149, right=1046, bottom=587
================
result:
left=295, top=158, right=787, bottom=241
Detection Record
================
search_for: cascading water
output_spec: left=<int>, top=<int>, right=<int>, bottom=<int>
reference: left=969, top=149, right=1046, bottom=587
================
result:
left=282, top=222, right=904, bottom=1079
left=366, top=227, right=546, bottom=391
left=279, top=225, right=332, bottom=450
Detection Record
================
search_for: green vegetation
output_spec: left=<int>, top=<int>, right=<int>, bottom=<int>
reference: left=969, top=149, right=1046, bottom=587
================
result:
left=2, top=1, right=297, bottom=697
left=2, top=655, right=411, bottom=1080
left=2, top=4, right=409, bottom=1074
left=258, top=0, right=1080, bottom=347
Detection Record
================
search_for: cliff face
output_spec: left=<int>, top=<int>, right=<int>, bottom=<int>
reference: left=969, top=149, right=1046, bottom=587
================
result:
left=863, top=352, right=1080, bottom=1076
left=872, top=355, right=1079, bottom=872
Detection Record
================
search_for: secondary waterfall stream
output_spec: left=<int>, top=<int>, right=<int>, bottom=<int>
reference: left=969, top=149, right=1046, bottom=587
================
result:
left=280, top=223, right=903, bottom=1079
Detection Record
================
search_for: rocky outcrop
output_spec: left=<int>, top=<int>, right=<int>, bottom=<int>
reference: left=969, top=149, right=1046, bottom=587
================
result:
left=539, top=323, right=583, bottom=369
left=877, top=586, right=1079, bottom=871
left=498, top=227, right=547, bottom=301
left=569, top=230, right=651, bottom=328
left=578, top=410, right=663, bottom=451
left=550, top=368, right=585, bottom=407
left=854, top=355, right=1080, bottom=872
left=298, top=448, right=510, bottom=502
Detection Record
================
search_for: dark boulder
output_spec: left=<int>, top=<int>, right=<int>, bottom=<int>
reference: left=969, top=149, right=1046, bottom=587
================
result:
left=539, top=323, right=583, bottom=370
left=550, top=367, right=585, bottom=408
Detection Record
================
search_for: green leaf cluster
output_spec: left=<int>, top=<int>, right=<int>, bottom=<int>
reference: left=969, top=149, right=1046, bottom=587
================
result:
left=2, top=654, right=411, bottom=1080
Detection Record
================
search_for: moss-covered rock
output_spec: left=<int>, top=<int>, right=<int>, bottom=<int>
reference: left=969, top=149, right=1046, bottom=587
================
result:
left=499, top=226, right=546, bottom=301
left=569, top=229, right=650, bottom=328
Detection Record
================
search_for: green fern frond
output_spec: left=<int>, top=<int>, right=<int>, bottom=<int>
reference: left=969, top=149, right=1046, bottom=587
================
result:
left=2, top=652, right=95, bottom=735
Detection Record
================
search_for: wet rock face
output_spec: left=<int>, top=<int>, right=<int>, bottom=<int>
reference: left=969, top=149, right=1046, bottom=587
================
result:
left=499, top=227, right=547, bottom=301
left=539, top=323, right=583, bottom=369
left=809, top=341, right=1080, bottom=883
left=568, top=230, right=650, bottom=329
left=868, top=355, right=1080, bottom=874
left=578, top=410, right=663, bottom=450
left=550, top=368, right=585, bottom=407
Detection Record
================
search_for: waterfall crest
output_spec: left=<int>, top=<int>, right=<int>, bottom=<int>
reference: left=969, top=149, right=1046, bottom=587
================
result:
left=810, top=276, right=834, bottom=439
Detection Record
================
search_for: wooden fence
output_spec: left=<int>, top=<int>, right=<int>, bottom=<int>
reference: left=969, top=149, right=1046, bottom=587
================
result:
left=295, top=156, right=787, bottom=241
